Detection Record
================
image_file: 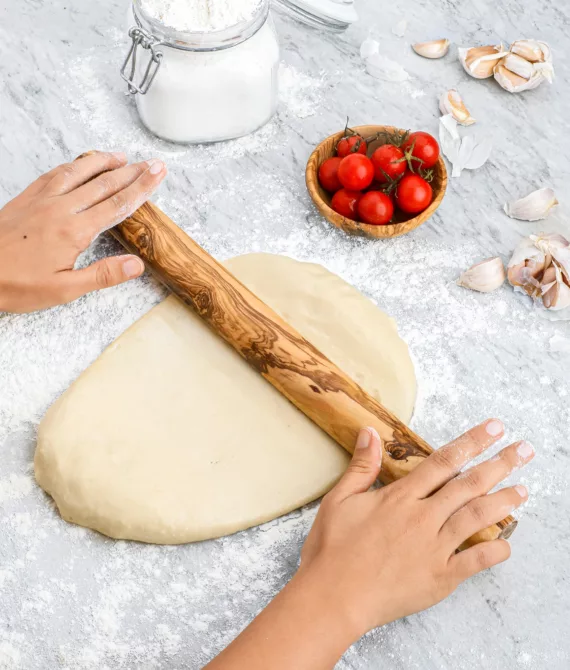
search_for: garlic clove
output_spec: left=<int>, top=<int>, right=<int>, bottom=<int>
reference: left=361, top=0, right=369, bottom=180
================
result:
left=457, top=257, right=506, bottom=293
left=504, top=187, right=559, bottom=221
left=412, top=39, right=450, bottom=59
left=532, top=233, right=570, bottom=284
left=458, top=44, right=508, bottom=79
left=510, top=39, right=551, bottom=64
left=500, top=52, right=536, bottom=80
left=542, top=263, right=570, bottom=311
left=439, top=89, right=475, bottom=125
left=494, top=63, right=543, bottom=93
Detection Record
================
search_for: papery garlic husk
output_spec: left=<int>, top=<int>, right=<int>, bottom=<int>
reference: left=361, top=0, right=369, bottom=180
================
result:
left=412, top=39, right=450, bottom=59
left=494, top=63, right=543, bottom=93
left=504, top=187, right=559, bottom=221
left=458, top=44, right=508, bottom=79
left=457, top=257, right=506, bottom=293
left=510, top=39, right=551, bottom=64
left=439, top=89, right=475, bottom=125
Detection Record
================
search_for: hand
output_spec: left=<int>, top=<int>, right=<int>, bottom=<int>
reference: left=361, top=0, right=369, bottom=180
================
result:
left=0, top=151, right=167, bottom=313
left=298, top=420, right=533, bottom=640
left=206, top=420, right=533, bottom=670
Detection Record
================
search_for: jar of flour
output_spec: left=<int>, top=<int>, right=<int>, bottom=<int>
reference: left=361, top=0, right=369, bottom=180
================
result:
left=121, top=0, right=279, bottom=143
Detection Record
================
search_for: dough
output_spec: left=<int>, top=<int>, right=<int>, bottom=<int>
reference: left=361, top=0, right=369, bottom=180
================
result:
left=35, top=254, right=416, bottom=544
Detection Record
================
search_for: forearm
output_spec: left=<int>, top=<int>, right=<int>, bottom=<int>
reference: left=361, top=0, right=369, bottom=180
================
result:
left=205, top=567, right=360, bottom=670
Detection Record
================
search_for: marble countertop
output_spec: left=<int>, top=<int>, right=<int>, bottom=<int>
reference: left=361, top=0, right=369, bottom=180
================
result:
left=1, top=0, right=569, bottom=668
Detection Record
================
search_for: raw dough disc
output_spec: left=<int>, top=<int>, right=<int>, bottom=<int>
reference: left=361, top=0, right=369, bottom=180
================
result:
left=35, top=254, right=416, bottom=544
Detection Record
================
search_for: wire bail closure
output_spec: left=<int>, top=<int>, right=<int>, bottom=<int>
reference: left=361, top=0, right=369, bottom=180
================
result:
left=120, top=27, right=163, bottom=95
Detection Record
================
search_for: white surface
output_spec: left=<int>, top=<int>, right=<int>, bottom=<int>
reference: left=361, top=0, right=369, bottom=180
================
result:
left=0, top=0, right=570, bottom=668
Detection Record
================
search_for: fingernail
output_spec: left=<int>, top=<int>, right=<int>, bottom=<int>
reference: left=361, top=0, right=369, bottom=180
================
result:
left=516, top=441, right=535, bottom=460
left=514, top=484, right=528, bottom=499
left=486, top=419, right=504, bottom=437
left=123, top=258, right=144, bottom=278
left=148, top=159, right=164, bottom=175
left=112, top=151, right=127, bottom=162
left=355, top=428, right=372, bottom=450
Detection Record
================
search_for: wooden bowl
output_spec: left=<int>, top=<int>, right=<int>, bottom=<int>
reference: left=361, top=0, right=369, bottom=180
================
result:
left=306, top=125, right=447, bottom=239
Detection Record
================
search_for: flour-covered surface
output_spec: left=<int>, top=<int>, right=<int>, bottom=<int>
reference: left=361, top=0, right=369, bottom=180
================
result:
left=1, top=0, right=570, bottom=668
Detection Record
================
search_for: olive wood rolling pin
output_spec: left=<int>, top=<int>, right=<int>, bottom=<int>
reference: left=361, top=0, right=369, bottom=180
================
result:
left=105, top=199, right=516, bottom=549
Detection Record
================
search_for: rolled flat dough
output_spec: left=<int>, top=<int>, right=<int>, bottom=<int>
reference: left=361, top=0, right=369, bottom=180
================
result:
left=35, top=254, right=416, bottom=544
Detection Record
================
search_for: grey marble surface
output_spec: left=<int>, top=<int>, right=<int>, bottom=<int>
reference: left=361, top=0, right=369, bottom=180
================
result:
left=1, top=0, right=570, bottom=668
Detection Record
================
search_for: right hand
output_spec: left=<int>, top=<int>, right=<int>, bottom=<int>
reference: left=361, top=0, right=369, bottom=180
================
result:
left=298, top=419, right=533, bottom=641
left=0, top=151, right=167, bottom=313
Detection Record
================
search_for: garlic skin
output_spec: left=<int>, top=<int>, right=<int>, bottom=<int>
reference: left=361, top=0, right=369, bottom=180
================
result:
left=439, top=89, right=475, bottom=126
left=458, top=44, right=508, bottom=79
left=508, top=233, right=570, bottom=314
left=457, top=257, right=506, bottom=293
left=504, top=187, right=559, bottom=221
left=412, top=39, right=450, bottom=59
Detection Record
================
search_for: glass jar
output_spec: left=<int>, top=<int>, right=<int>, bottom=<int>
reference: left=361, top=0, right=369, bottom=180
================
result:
left=121, top=0, right=280, bottom=144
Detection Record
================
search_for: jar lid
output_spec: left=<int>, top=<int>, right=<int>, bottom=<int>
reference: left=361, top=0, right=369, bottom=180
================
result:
left=273, top=0, right=358, bottom=30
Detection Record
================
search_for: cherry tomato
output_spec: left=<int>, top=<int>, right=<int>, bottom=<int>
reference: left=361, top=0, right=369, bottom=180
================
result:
left=318, top=157, right=343, bottom=193
left=371, top=144, right=406, bottom=183
left=402, top=131, right=440, bottom=170
left=395, top=174, right=433, bottom=214
left=331, top=189, right=361, bottom=219
left=337, top=154, right=374, bottom=191
left=357, top=191, right=394, bottom=225
left=336, top=135, right=367, bottom=158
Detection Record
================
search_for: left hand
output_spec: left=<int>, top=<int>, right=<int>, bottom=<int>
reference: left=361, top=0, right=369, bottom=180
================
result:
left=0, top=151, right=166, bottom=313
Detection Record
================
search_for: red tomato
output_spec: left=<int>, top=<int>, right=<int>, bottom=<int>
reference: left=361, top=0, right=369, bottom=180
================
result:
left=395, top=174, right=433, bottom=214
left=336, top=135, right=367, bottom=158
left=331, top=189, right=361, bottom=219
left=402, top=131, right=440, bottom=170
left=337, top=154, right=374, bottom=191
left=370, top=144, right=406, bottom=183
left=318, top=157, right=343, bottom=192
left=357, top=191, right=394, bottom=225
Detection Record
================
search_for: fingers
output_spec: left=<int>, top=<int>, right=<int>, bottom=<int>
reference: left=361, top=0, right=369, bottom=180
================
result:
left=67, top=160, right=154, bottom=213
left=449, top=539, right=511, bottom=584
left=330, top=428, right=383, bottom=502
left=442, top=485, right=528, bottom=549
left=45, top=152, right=128, bottom=196
left=55, top=254, right=145, bottom=303
left=431, top=440, right=535, bottom=519
left=404, top=419, right=505, bottom=498
left=79, top=160, right=167, bottom=240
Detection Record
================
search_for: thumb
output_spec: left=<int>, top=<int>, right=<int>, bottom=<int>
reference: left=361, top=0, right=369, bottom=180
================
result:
left=333, top=427, right=383, bottom=501
left=58, top=254, right=145, bottom=302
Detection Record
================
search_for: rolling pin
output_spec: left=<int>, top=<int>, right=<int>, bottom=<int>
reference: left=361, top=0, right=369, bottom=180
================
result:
left=106, top=200, right=516, bottom=549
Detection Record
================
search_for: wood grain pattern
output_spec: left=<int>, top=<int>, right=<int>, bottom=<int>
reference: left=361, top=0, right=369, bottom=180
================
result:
left=108, top=201, right=515, bottom=549
left=306, top=125, right=448, bottom=239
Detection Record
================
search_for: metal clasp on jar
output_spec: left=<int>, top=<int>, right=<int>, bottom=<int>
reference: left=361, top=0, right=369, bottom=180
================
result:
left=120, top=27, right=163, bottom=95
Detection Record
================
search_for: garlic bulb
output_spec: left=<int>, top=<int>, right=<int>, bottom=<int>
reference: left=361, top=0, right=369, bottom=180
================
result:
left=508, top=233, right=570, bottom=314
left=457, top=257, right=506, bottom=293
left=504, top=187, right=559, bottom=221
left=458, top=44, right=508, bottom=79
left=412, top=39, right=450, bottom=59
left=494, top=40, right=554, bottom=93
left=439, top=89, right=475, bottom=126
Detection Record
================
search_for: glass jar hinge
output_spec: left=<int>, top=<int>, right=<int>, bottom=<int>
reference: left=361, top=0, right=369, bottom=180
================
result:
left=120, top=27, right=163, bottom=95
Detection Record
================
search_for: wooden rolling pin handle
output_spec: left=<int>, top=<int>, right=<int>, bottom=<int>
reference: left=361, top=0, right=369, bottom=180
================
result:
left=75, top=154, right=516, bottom=548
